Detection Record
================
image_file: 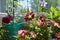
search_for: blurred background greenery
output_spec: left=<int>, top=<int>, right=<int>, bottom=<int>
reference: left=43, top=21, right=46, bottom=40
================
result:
left=0, top=0, right=60, bottom=13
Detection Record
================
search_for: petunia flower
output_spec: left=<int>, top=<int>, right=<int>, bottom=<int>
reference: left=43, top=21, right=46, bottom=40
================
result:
left=37, top=19, right=43, bottom=26
left=52, top=32, right=60, bottom=40
left=39, top=14, right=47, bottom=24
left=2, top=17, right=10, bottom=24
left=39, top=14, right=44, bottom=19
left=2, top=14, right=13, bottom=24
left=41, top=18, right=47, bottom=24
left=29, top=32, right=37, bottom=39
left=24, top=11, right=34, bottom=22
left=37, top=14, right=47, bottom=26
left=50, top=20, right=60, bottom=28
left=18, top=30, right=27, bottom=38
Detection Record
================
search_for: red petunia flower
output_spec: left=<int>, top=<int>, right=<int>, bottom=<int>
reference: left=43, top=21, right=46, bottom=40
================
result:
left=37, top=14, right=47, bottom=26
left=2, top=15, right=13, bottom=24
left=50, top=20, right=60, bottom=28
left=2, top=17, right=10, bottom=24
left=18, top=30, right=27, bottom=38
left=24, top=11, right=34, bottom=22
left=39, top=14, right=45, bottom=19
left=39, top=14, right=47, bottom=25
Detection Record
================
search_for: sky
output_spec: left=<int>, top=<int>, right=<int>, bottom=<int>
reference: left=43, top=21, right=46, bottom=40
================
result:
left=19, top=0, right=31, bottom=10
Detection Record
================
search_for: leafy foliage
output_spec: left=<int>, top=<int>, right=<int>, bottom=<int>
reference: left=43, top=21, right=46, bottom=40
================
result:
left=47, top=6, right=60, bottom=19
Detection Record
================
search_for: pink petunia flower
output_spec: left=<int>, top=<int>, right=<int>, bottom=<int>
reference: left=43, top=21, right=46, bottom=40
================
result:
left=29, top=32, right=37, bottom=39
left=50, top=20, right=60, bottom=28
left=18, top=30, right=27, bottom=38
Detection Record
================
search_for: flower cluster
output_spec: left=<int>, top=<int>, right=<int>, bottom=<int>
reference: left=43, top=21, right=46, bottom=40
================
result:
left=37, top=14, right=47, bottom=26
left=18, top=30, right=37, bottom=39
left=24, top=12, right=47, bottom=26
left=24, top=12, right=60, bottom=28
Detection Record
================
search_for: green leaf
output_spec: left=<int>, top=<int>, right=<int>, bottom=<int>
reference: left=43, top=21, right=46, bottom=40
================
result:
left=50, top=7, right=55, bottom=12
left=58, top=8, right=60, bottom=11
left=54, top=11, right=59, bottom=17
left=14, top=1, right=19, bottom=6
